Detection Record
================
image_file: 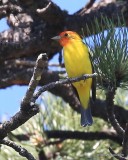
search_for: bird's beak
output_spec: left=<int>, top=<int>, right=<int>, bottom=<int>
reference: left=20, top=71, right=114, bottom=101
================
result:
left=51, top=36, right=61, bottom=41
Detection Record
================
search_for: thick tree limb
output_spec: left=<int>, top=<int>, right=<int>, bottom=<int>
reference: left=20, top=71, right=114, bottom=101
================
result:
left=45, top=130, right=122, bottom=145
left=9, top=130, right=122, bottom=145
left=0, top=0, right=128, bottom=62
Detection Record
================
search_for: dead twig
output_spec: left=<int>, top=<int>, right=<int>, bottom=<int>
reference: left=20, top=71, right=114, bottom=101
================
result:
left=36, top=2, right=51, bottom=14
left=0, top=139, right=36, bottom=160
left=21, top=53, right=48, bottom=107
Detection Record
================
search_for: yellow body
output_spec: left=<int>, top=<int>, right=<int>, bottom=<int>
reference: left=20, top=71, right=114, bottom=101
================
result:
left=63, top=39, right=92, bottom=109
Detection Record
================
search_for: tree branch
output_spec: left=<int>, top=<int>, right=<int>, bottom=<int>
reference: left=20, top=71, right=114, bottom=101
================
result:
left=21, top=53, right=48, bottom=107
left=36, top=2, right=52, bottom=14
left=31, top=73, right=97, bottom=103
left=0, top=139, right=36, bottom=160
left=45, top=130, right=122, bottom=145
left=106, top=89, right=125, bottom=136
left=0, top=53, right=47, bottom=139
left=9, top=130, right=122, bottom=146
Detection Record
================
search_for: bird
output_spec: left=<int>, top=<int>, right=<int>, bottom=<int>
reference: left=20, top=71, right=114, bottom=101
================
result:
left=51, top=31, right=96, bottom=127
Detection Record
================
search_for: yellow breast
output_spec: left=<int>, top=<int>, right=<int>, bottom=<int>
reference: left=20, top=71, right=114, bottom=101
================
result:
left=63, top=41, right=92, bottom=78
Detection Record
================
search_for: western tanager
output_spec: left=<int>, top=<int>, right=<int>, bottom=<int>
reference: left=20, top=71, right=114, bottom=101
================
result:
left=52, top=31, right=95, bottom=127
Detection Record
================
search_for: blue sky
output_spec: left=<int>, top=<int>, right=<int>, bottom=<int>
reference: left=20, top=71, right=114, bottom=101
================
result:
left=52, top=0, right=86, bottom=14
left=0, top=0, right=89, bottom=119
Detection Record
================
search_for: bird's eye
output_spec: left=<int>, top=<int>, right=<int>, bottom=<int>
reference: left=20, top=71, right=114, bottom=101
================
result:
left=64, top=33, right=69, bottom=37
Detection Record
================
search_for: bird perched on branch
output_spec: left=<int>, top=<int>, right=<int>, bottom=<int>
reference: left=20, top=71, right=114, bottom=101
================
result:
left=52, top=31, right=96, bottom=127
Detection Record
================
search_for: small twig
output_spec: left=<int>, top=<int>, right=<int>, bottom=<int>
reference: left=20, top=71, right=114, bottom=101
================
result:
left=109, top=147, right=126, bottom=160
left=32, top=73, right=97, bottom=103
left=106, top=89, right=125, bottom=136
left=21, top=53, right=48, bottom=106
left=0, top=139, right=36, bottom=160
left=37, top=2, right=51, bottom=14
left=122, top=123, right=128, bottom=158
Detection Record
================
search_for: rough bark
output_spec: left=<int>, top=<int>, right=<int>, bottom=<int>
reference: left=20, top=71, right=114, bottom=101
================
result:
left=0, top=0, right=128, bottom=62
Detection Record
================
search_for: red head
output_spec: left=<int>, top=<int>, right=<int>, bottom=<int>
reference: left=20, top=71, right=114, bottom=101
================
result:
left=51, top=31, right=82, bottom=47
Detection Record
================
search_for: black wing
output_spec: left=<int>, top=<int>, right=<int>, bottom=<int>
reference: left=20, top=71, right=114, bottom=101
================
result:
left=89, top=51, right=96, bottom=102
left=82, top=41, right=96, bottom=101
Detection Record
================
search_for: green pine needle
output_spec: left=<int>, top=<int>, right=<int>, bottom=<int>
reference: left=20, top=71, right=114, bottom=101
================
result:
left=85, top=16, right=128, bottom=90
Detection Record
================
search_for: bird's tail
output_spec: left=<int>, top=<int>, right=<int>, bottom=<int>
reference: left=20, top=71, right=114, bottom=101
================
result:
left=80, top=106, right=93, bottom=127
left=74, top=82, right=93, bottom=127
